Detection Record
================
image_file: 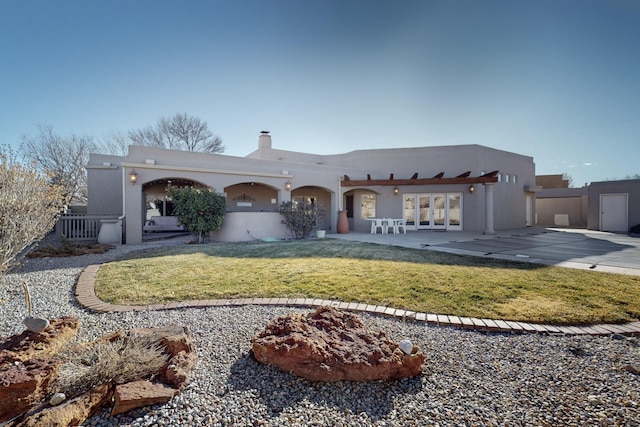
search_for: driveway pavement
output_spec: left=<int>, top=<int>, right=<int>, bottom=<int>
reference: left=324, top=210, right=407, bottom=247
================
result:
left=331, top=227, right=640, bottom=276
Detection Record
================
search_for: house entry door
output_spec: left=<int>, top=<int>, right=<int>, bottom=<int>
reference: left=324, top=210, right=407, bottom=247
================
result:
left=525, top=194, right=533, bottom=227
left=432, top=194, right=446, bottom=229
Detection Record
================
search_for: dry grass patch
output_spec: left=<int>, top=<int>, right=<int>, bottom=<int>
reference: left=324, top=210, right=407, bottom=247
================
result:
left=95, top=239, right=640, bottom=325
left=55, top=335, right=169, bottom=398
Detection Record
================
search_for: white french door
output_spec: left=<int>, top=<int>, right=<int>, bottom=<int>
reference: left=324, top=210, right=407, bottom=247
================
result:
left=404, top=193, right=462, bottom=230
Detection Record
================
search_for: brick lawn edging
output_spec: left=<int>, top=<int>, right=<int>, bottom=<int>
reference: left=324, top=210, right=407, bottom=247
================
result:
left=76, top=264, right=640, bottom=337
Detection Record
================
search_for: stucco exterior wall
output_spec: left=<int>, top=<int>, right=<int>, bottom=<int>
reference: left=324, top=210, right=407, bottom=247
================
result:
left=86, top=154, right=123, bottom=215
left=536, top=197, right=587, bottom=227
left=86, top=136, right=537, bottom=243
left=210, top=212, right=290, bottom=242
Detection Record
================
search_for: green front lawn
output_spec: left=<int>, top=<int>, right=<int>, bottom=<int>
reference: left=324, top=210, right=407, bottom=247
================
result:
left=94, top=239, right=640, bottom=325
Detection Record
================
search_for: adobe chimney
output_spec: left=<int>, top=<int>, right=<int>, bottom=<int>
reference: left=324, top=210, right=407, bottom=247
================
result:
left=258, top=131, right=272, bottom=149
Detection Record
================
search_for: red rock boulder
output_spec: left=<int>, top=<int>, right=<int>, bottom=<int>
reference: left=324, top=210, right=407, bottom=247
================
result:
left=252, top=306, right=425, bottom=382
left=0, top=317, right=79, bottom=423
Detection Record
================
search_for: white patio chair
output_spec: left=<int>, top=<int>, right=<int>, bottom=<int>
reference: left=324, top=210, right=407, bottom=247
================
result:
left=370, top=218, right=385, bottom=234
left=384, top=218, right=398, bottom=234
left=395, top=219, right=407, bottom=234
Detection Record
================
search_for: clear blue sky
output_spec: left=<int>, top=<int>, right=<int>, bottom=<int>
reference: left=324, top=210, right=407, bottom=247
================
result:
left=1, top=0, right=639, bottom=186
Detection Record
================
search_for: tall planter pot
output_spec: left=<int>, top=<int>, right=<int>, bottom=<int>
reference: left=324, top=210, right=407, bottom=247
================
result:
left=337, top=210, right=349, bottom=234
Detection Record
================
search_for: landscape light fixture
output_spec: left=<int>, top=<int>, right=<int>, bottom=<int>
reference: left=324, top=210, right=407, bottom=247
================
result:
left=129, top=169, right=138, bottom=185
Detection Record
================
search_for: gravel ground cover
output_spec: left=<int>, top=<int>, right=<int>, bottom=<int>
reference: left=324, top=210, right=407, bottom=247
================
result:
left=1, top=241, right=638, bottom=426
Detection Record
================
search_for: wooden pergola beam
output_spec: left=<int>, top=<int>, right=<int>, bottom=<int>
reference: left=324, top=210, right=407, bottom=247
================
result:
left=341, top=170, right=499, bottom=187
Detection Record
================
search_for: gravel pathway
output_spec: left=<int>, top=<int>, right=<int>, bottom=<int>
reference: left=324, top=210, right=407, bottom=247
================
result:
left=1, top=241, right=639, bottom=426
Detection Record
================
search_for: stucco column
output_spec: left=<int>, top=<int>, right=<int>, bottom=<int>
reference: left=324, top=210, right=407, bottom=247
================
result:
left=125, top=178, right=144, bottom=244
left=279, top=189, right=291, bottom=203
left=483, top=182, right=495, bottom=235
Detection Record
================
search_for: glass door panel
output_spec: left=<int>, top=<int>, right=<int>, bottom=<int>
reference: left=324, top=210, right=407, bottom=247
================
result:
left=448, top=193, right=461, bottom=229
left=403, top=195, right=416, bottom=226
left=432, top=194, right=446, bottom=228
left=418, top=195, right=431, bottom=229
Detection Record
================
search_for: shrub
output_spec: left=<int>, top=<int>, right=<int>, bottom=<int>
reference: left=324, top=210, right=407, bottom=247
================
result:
left=278, top=201, right=326, bottom=239
left=166, top=185, right=226, bottom=243
left=0, top=145, right=67, bottom=275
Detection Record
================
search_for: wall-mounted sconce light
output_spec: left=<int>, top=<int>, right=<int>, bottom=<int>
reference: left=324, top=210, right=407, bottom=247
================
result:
left=129, top=169, right=138, bottom=185
left=393, top=186, right=399, bottom=195
left=285, top=180, right=292, bottom=191
left=468, top=185, right=475, bottom=193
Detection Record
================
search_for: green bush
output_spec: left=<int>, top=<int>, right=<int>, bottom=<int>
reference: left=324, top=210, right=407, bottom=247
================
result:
left=167, top=185, right=226, bottom=243
left=278, top=201, right=326, bottom=239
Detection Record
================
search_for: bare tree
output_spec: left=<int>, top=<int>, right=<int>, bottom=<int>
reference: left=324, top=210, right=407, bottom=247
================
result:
left=128, top=120, right=182, bottom=150
left=128, top=113, right=224, bottom=153
left=1, top=145, right=67, bottom=275
left=21, top=125, right=96, bottom=204
left=169, top=113, right=224, bottom=152
left=98, top=131, right=129, bottom=156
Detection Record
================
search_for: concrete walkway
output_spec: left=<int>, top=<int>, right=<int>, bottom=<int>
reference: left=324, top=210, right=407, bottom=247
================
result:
left=331, top=226, right=640, bottom=276
left=75, top=227, right=640, bottom=336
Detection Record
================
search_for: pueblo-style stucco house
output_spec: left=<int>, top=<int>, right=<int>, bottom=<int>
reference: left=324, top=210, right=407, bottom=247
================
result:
left=86, top=132, right=539, bottom=244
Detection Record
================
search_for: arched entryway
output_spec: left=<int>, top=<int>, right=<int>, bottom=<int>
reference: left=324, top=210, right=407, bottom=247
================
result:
left=141, top=178, right=206, bottom=234
left=291, top=186, right=333, bottom=231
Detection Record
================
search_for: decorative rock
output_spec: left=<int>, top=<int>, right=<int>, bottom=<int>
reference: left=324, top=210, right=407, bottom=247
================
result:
left=129, top=325, right=193, bottom=356
left=0, top=317, right=78, bottom=423
left=0, top=358, right=62, bottom=423
left=0, top=317, right=80, bottom=367
left=163, top=350, right=198, bottom=391
left=23, top=317, right=49, bottom=334
left=399, top=339, right=413, bottom=355
left=49, top=392, right=66, bottom=406
left=15, top=383, right=113, bottom=427
left=0, top=319, right=195, bottom=425
left=111, top=380, right=178, bottom=416
left=252, top=306, right=425, bottom=382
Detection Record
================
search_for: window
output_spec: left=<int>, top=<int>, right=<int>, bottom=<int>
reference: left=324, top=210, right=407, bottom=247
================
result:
left=498, top=173, right=502, bottom=182
left=505, top=174, right=510, bottom=183
left=513, top=175, right=518, bottom=184
left=360, top=194, right=376, bottom=219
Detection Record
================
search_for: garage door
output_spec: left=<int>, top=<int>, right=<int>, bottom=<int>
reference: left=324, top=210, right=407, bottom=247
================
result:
left=600, top=193, right=628, bottom=232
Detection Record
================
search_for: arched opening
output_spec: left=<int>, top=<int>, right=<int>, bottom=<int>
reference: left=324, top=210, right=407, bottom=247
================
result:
left=291, top=186, right=332, bottom=230
left=141, top=178, right=206, bottom=234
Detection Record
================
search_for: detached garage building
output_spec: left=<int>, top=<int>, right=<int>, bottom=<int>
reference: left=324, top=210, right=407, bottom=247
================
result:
left=588, top=179, right=640, bottom=232
left=536, top=175, right=639, bottom=233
